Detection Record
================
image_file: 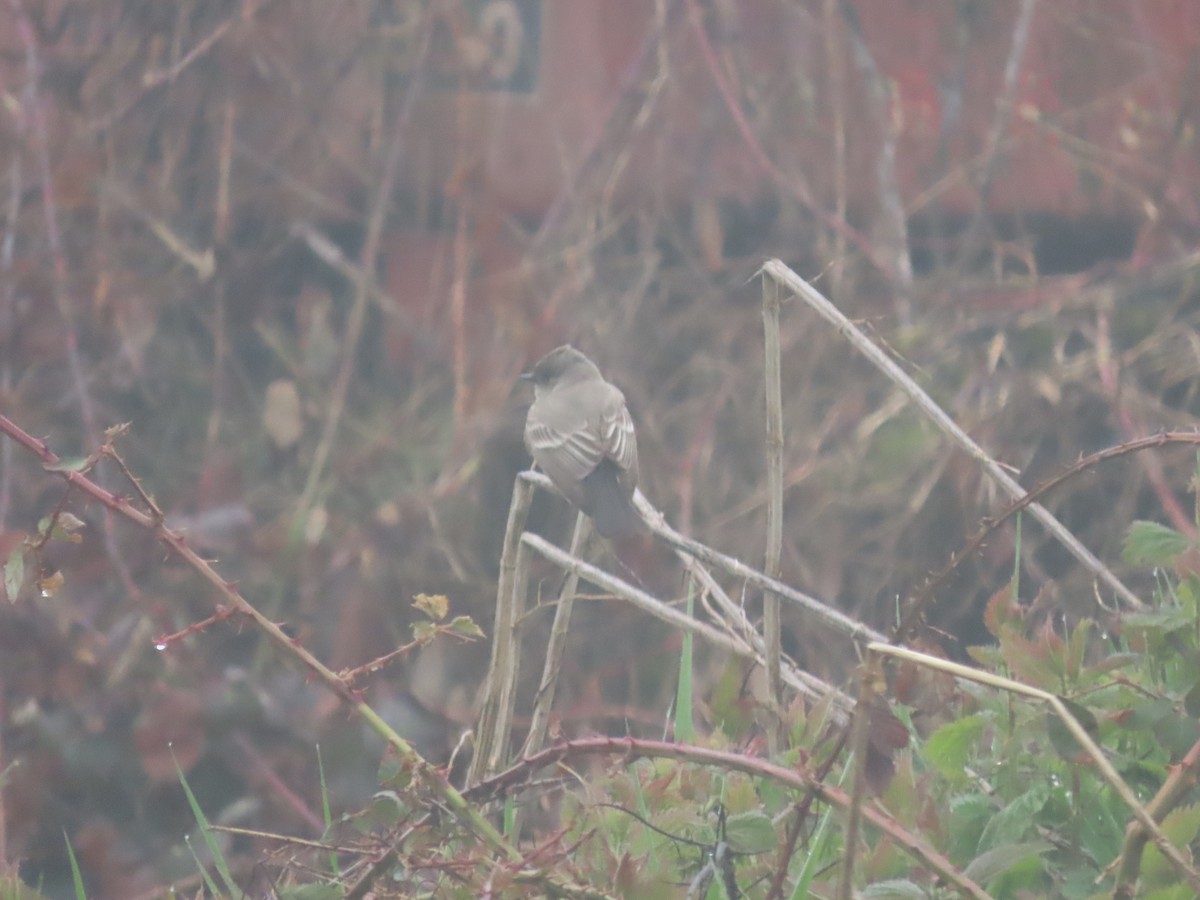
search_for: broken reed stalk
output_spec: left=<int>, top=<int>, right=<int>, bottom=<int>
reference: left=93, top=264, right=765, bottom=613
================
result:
left=762, top=274, right=785, bottom=755
left=522, top=511, right=591, bottom=759
left=467, top=476, right=532, bottom=786
left=759, top=257, right=1144, bottom=612
left=517, top=529, right=850, bottom=713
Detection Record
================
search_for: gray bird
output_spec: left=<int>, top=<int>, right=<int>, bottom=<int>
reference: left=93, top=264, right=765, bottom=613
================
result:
left=522, top=345, right=644, bottom=537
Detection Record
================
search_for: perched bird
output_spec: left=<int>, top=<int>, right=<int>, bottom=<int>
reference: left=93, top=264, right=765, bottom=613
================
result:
left=522, top=345, right=644, bottom=538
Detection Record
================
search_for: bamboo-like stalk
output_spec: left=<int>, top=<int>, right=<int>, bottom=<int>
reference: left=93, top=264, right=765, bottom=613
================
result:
left=468, top=476, right=533, bottom=786
left=762, top=276, right=785, bottom=754
left=523, top=513, right=591, bottom=758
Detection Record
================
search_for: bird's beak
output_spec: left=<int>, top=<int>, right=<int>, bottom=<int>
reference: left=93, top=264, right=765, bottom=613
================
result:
left=518, top=371, right=534, bottom=382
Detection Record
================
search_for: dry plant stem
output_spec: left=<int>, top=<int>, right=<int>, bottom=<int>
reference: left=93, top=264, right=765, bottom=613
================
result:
left=0, top=414, right=525, bottom=870
left=838, top=0, right=913, bottom=292
left=535, top=0, right=683, bottom=242
left=761, top=258, right=1145, bottom=612
left=291, top=222, right=428, bottom=343
left=100, top=182, right=215, bottom=278
left=868, top=642, right=1200, bottom=893
left=622, top=478, right=887, bottom=645
left=822, top=0, right=848, bottom=300
left=524, top=512, right=590, bottom=759
left=1112, top=734, right=1200, bottom=897
left=488, top=538, right=533, bottom=774
left=11, top=0, right=142, bottom=609
left=520, top=532, right=849, bottom=713
left=954, top=0, right=1038, bottom=270
left=761, top=277, right=785, bottom=754
left=688, top=554, right=848, bottom=710
left=472, top=736, right=991, bottom=900
left=837, top=666, right=875, bottom=900
left=0, top=150, right=17, bottom=528
left=295, top=19, right=431, bottom=525
left=651, top=496, right=848, bottom=710
left=512, top=513, right=591, bottom=840
left=520, top=534, right=749, bottom=659
left=899, top=431, right=1200, bottom=639
left=468, top=477, right=533, bottom=786
left=684, top=0, right=893, bottom=280
left=0, top=694, right=7, bottom=874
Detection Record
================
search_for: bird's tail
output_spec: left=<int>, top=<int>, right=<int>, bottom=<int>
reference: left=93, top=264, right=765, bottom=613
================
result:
left=582, top=463, right=646, bottom=538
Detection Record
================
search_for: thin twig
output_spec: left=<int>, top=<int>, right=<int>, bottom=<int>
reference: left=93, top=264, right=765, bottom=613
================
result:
left=0, top=413, right=528, bottom=873
left=899, top=431, right=1200, bottom=639
left=9, top=0, right=142, bottom=607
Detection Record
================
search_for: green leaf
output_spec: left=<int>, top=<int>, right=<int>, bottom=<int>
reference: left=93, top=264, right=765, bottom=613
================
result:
left=722, top=811, right=775, bottom=855
left=445, top=615, right=484, bottom=639
left=946, top=793, right=993, bottom=862
left=1143, top=803, right=1200, bottom=888
left=44, top=456, right=89, bottom=473
left=1124, top=520, right=1191, bottom=566
left=64, top=830, right=87, bottom=900
left=924, top=713, right=987, bottom=783
left=977, top=786, right=1048, bottom=852
left=175, top=751, right=239, bottom=897
left=858, top=879, right=929, bottom=898
left=278, top=886, right=343, bottom=900
left=412, top=592, right=448, bottom=620
left=1141, top=886, right=1198, bottom=900
left=411, top=620, right=437, bottom=643
left=962, top=840, right=1052, bottom=884
left=3, top=548, right=23, bottom=602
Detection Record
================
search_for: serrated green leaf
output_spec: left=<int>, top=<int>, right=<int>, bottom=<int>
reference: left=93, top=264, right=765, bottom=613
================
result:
left=44, top=456, right=89, bottom=473
left=858, top=879, right=929, bottom=898
left=924, top=713, right=987, bottom=783
left=722, top=811, right=774, bottom=854
left=411, top=620, right=437, bottom=643
left=4, top=548, right=24, bottom=602
left=278, top=884, right=343, bottom=900
left=946, top=793, right=993, bottom=862
left=1124, top=520, right=1192, bottom=566
left=369, top=790, right=408, bottom=827
left=412, top=592, right=448, bottom=620
left=445, top=615, right=484, bottom=639
left=962, top=840, right=1052, bottom=884
left=1143, top=803, right=1200, bottom=888
left=56, top=512, right=86, bottom=533
left=978, top=786, right=1047, bottom=852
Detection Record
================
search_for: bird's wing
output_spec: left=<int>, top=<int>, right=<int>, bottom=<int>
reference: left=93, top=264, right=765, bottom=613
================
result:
left=598, top=389, right=639, bottom=488
left=524, top=415, right=605, bottom=485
